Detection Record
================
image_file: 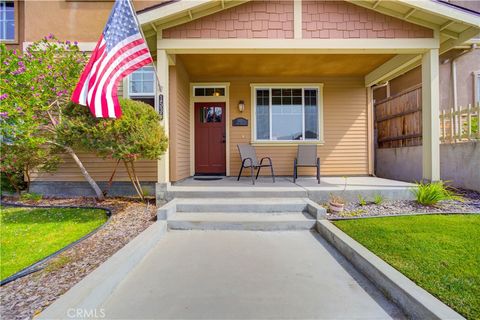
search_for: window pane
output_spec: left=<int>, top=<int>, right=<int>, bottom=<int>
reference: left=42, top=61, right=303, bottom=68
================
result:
left=205, top=88, right=215, bottom=96
left=131, top=72, right=142, bottom=81
left=0, top=1, right=15, bottom=41
left=130, top=81, right=141, bottom=93
left=195, top=88, right=204, bottom=96
left=272, top=105, right=302, bottom=140
left=304, top=89, right=319, bottom=139
left=143, top=72, right=154, bottom=81
left=256, top=89, right=270, bottom=139
left=143, top=81, right=154, bottom=93
left=200, top=107, right=222, bottom=123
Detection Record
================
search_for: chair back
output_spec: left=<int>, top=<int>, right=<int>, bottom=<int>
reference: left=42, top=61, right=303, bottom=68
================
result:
left=237, top=144, right=259, bottom=166
left=297, top=145, right=318, bottom=166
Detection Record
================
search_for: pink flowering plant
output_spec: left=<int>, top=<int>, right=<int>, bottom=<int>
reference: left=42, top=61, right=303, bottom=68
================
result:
left=0, top=36, right=106, bottom=198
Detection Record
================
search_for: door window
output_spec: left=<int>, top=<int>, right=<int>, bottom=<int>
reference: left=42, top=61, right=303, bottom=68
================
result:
left=200, top=107, right=223, bottom=123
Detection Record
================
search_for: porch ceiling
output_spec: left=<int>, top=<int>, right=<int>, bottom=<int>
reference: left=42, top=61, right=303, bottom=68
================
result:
left=178, top=54, right=394, bottom=78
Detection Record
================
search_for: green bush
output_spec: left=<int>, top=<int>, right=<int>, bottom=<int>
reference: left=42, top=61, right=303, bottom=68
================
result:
left=59, top=99, right=168, bottom=200
left=357, top=195, right=367, bottom=206
left=373, top=194, right=384, bottom=205
left=20, top=192, right=43, bottom=202
left=412, top=181, right=463, bottom=206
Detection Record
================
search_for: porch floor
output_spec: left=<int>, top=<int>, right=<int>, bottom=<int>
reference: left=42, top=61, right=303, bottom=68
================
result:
left=165, top=176, right=416, bottom=202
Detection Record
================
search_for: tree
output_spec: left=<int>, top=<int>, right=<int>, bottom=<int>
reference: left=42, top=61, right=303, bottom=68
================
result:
left=0, top=36, right=105, bottom=199
left=59, top=99, right=168, bottom=199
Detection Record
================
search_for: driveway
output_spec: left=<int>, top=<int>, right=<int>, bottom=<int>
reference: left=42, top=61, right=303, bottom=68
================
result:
left=101, top=230, right=404, bottom=319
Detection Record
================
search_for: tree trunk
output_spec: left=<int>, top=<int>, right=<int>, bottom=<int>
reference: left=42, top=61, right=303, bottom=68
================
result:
left=123, top=160, right=144, bottom=201
left=102, top=159, right=120, bottom=196
left=64, top=146, right=105, bottom=201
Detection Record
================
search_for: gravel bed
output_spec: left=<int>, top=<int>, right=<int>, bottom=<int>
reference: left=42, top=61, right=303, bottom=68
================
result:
left=327, top=189, right=480, bottom=219
left=0, top=197, right=159, bottom=320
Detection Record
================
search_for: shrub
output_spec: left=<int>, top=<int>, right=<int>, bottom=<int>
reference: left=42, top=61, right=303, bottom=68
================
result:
left=358, top=195, right=367, bottom=206
left=373, top=194, right=384, bottom=205
left=20, top=192, right=43, bottom=202
left=412, top=181, right=463, bottom=206
left=59, top=99, right=168, bottom=200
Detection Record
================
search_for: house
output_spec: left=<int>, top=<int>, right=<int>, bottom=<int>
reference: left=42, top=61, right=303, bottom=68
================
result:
left=2, top=0, right=480, bottom=197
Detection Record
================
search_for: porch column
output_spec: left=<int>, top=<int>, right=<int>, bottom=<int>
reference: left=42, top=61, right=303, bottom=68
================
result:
left=157, top=49, right=170, bottom=183
left=421, top=49, right=440, bottom=181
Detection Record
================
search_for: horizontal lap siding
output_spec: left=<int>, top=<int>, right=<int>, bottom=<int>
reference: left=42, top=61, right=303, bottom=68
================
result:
left=215, top=77, right=368, bottom=176
left=30, top=153, right=158, bottom=182
left=169, top=58, right=191, bottom=181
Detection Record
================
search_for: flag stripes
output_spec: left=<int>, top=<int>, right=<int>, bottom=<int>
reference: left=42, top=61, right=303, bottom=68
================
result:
left=71, top=0, right=153, bottom=118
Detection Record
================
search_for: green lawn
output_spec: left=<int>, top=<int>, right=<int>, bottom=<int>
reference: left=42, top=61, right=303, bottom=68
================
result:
left=333, top=214, right=480, bottom=319
left=0, top=206, right=107, bottom=280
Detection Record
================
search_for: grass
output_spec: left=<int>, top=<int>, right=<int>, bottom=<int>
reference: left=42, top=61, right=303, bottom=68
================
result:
left=0, top=206, right=107, bottom=280
left=333, top=214, right=480, bottom=319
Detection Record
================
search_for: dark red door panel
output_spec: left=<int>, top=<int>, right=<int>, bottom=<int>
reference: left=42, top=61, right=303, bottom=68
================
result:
left=194, top=102, right=226, bottom=174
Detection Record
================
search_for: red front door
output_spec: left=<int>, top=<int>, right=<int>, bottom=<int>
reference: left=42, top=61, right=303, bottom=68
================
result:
left=195, top=102, right=226, bottom=175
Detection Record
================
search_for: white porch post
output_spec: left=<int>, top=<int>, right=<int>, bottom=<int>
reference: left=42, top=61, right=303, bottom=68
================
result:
left=421, top=48, right=440, bottom=181
left=157, top=49, right=170, bottom=184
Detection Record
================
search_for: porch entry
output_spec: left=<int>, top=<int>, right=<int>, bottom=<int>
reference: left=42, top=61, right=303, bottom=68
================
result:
left=194, top=102, right=226, bottom=175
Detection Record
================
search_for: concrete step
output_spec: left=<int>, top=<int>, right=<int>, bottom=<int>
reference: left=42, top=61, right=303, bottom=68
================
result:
left=175, top=198, right=310, bottom=213
left=165, top=187, right=308, bottom=200
left=168, top=212, right=316, bottom=231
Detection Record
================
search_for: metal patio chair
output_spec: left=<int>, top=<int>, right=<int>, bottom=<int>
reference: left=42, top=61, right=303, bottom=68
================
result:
left=293, top=145, right=320, bottom=184
left=237, top=144, right=275, bottom=185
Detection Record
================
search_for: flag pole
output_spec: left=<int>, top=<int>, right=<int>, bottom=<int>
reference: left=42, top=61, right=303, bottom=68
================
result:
left=127, top=0, right=164, bottom=97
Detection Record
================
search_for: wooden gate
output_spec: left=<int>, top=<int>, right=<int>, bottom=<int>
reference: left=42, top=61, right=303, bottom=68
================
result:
left=374, top=85, right=422, bottom=148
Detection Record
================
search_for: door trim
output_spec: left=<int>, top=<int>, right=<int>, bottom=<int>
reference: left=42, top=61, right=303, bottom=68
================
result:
left=190, top=82, right=230, bottom=176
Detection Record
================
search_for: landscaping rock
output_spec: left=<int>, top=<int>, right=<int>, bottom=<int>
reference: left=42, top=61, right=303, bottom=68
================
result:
left=327, top=189, right=480, bottom=219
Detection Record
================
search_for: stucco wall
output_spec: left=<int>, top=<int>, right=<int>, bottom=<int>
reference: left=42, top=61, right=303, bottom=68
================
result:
left=373, top=49, right=480, bottom=111
left=376, top=142, right=480, bottom=191
left=23, top=0, right=162, bottom=42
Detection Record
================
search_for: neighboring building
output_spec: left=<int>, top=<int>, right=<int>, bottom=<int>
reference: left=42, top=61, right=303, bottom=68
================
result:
left=1, top=0, right=480, bottom=196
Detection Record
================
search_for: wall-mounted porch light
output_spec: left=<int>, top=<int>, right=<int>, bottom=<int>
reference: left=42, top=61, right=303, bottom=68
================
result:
left=238, top=100, right=245, bottom=112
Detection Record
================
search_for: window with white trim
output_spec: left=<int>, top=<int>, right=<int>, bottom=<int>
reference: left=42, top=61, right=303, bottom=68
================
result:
left=254, top=86, right=322, bottom=141
left=0, top=0, right=15, bottom=41
left=128, top=66, right=156, bottom=108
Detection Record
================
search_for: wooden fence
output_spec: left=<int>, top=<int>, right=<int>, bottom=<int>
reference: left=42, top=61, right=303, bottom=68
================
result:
left=440, top=103, right=480, bottom=143
left=374, top=85, right=422, bottom=148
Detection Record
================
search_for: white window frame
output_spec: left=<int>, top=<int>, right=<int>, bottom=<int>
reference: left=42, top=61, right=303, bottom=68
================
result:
left=250, top=84, right=324, bottom=144
left=126, top=65, right=158, bottom=111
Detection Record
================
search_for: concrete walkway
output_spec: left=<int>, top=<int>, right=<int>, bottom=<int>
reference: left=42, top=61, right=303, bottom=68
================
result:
left=101, top=231, right=405, bottom=319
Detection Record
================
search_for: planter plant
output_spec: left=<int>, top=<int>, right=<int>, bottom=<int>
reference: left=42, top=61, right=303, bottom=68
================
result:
left=329, top=176, right=348, bottom=214
left=329, top=194, right=346, bottom=214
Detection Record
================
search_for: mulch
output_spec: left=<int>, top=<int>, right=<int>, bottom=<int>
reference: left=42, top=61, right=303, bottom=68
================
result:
left=0, top=197, right=158, bottom=320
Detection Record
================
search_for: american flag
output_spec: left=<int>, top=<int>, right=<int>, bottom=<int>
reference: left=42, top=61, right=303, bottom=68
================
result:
left=72, top=0, right=153, bottom=118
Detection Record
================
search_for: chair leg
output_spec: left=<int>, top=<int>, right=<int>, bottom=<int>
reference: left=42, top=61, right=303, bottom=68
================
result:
left=256, top=166, right=262, bottom=180
left=250, top=166, right=255, bottom=185
left=317, top=158, right=321, bottom=184
left=293, top=160, right=296, bottom=183
left=237, top=166, right=243, bottom=181
left=270, top=164, right=275, bottom=183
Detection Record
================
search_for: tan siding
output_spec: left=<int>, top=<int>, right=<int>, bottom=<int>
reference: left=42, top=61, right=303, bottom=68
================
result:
left=30, top=153, right=157, bottom=182
left=169, top=57, right=191, bottom=181
left=191, top=76, right=368, bottom=176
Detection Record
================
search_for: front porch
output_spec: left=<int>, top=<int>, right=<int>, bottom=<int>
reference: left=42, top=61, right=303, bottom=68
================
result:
left=161, top=176, right=415, bottom=202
